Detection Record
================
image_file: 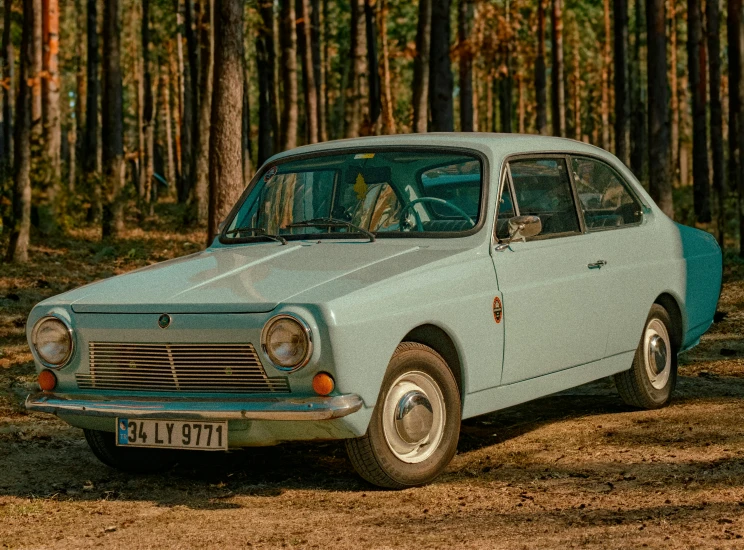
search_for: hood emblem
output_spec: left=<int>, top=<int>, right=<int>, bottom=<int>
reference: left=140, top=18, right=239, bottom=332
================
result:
left=158, top=314, right=172, bottom=329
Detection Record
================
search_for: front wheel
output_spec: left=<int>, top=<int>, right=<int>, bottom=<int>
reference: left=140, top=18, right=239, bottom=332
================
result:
left=614, top=304, right=678, bottom=409
left=84, top=428, right=177, bottom=474
left=346, top=342, right=461, bottom=489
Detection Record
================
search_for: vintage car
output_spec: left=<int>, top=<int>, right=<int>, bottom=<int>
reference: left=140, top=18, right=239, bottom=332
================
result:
left=25, top=134, right=721, bottom=489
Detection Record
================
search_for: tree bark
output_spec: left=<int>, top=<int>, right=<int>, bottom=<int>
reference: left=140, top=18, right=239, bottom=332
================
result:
left=379, top=0, right=395, bottom=134
left=728, top=0, right=741, bottom=215
left=458, top=0, right=474, bottom=132
left=168, top=41, right=182, bottom=189
left=550, top=0, right=565, bottom=137
left=630, top=0, right=646, bottom=179
left=83, top=0, right=101, bottom=221
left=161, top=71, right=176, bottom=189
left=429, top=0, right=453, bottom=132
left=142, top=0, right=156, bottom=215
left=346, top=0, right=368, bottom=137
left=42, top=0, right=60, bottom=180
left=310, top=0, right=327, bottom=140
left=669, top=0, right=679, bottom=180
left=31, top=0, right=41, bottom=142
left=179, top=0, right=198, bottom=203
left=208, top=0, right=244, bottom=242
left=688, top=0, right=711, bottom=222
left=412, top=0, right=431, bottom=133
left=256, top=0, right=276, bottom=164
left=571, top=21, right=581, bottom=140
left=535, top=0, right=547, bottom=135
left=707, top=0, right=725, bottom=243
left=738, top=1, right=744, bottom=256
left=243, top=61, right=252, bottom=182
left=614, top=0, right=630, bottom=165
left=297, top=0, right=318, bottom=143
left=101, top=0, right=125, bottom=238
left=2, top=0, right=14, bottom=168
left=365, top=0, right=381, bottom=133
left=5, top=0, right=33, bottom=262
left=601, top=0, right=611, bottom=150
left=194, top=0, right=213, bottom=223
left=279, top=0, right=298, bottom=149
left=647, top=0, right=672, bottom=216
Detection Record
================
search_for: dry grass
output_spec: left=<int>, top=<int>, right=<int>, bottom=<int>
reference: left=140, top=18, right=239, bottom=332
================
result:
left=1, top=211, right=744, bottom=549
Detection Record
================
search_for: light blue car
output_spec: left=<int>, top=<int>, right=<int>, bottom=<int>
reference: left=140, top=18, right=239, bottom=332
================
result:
left=25, top=134, right=722, bottom=488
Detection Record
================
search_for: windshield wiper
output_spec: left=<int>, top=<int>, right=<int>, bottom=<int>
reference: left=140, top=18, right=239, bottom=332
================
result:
left=222, top=226, right=287, bottom=245
left=285, top=217, right=376, bottom=243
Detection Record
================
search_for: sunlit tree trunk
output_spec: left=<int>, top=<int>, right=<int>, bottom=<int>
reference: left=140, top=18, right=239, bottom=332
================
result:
left=601, top=0, right=611, bottom=150
left=647, top=0, right=672, bottom=216
left=101, top=0, right=125, bottom=238
left=310, top=0, right=327, bottom=141
left=195, top=0, right=213, bottom=223
left=378, top=0, right=395, bottom=134
left=142, top=0, right=156, bottom=216
left=429, top=0, right=453, bottom=132
left=161, top=71, right=176, bottom=189
left=630, top=0, right=646, bottom=179
left=346, top=0, right=368, bottom=137
left=31, top=0, right=42, bottom=143
left=707, top=0, right=725, bottom=243
left=2, top=0, right=14, bottom=168
left=242, top=61, right=252, bottom=182
left=458, top=0, right=474, bottom=131
left=5, top=0, right=33, bottom=262
left=365, top=0, right=381, bottom=133
left=297, top=0, right=318, bottom=143
left=256, top=0, right=276, bottom=164
left=207, top=0, right=243, bottom=242
left=412, top=0, right=431, bottom=133
left=279, top=0, right=298, bottom=148
left=571, top=21, right=581, bottom=140
left=535, top=0, right=547, bottom=135
left=550, top=0, right=565, bottom=137
left=614, top=0, right=630, bottom=165
left=42, top=0, right=60, bottom=183
left=179, top=0, right=198, bottom=203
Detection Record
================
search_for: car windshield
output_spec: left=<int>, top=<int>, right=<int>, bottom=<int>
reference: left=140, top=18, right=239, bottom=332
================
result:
left=222, top=150, right=484, bottom=242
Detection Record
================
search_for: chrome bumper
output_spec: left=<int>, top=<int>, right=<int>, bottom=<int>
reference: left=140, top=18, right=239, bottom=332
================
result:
left=25, top=392, right=364, bottom=421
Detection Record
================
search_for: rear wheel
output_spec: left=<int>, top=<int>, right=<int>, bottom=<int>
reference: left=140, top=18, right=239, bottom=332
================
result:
left=84, top=429, right=177, bottom=473
left=346, top=342, right=461, bottom=489
left=614, top=304, right=678, bottom=409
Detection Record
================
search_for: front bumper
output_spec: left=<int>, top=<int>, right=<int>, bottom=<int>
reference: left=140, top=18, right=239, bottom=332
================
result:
left=25, top=392, right=364, bottom=421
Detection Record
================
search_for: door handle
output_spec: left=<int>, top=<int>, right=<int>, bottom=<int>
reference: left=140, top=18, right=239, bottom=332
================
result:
left=588, top=260, right=607, bottom=269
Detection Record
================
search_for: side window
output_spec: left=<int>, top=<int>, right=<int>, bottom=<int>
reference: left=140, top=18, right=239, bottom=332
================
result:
left=508, top=158, right=580, bottom=237
left=572, top=157, right=643, bottom=229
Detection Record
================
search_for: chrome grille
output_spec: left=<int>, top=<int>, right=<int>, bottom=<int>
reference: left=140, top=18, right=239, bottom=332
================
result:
left=76, top=342, right=290, bottom=393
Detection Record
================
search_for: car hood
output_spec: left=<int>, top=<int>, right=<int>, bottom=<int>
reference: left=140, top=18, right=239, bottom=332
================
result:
left=53, top=241, right=462, bottom=314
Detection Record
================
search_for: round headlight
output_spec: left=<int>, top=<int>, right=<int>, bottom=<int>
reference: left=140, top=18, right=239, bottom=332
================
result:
left=32, top=316, right=73, bottom=368
left=261, top=315, right=312, bottom=371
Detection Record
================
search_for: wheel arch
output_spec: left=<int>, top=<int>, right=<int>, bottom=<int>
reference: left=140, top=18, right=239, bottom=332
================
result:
left=401, top=324, right=464, bottom=401
left=654, top=292, right=684, bottom=350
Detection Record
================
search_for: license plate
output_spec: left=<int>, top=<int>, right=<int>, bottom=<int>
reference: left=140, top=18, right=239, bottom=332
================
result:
left=116, top=419, right=227, bottom=450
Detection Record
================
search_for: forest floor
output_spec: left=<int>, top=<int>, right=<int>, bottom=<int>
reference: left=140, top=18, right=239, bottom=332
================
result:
left=1, top=206, right=744, bottom=549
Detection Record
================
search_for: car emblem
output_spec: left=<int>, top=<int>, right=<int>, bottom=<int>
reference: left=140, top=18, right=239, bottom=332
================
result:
left=158, top=314, right=171, bottom=329
left=493, top=297, right=503, bottom=324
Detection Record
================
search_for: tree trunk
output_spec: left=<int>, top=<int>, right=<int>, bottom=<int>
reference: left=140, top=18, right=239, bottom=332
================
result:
left=630, top=0, right=646, bottom=179
left=5, top=0, right=33, bottom=262
left=42, top=0, right=60, bottom=181
left=535, top=0, right=547, bottom=135
left=572, top=21, right=582, bottom=140
left=83, top=0, right=101, bottom=221
left=458, top=0, right=474, bottom=132
left=279, top=0, right=298, bottom=149
left=669, top=0, right=679, bottom=181
left=256, top=0, right=276, bottom=164
left=31, top=0, right=41, bottom=142
left=728, top=0, right=741, bottom=217
left=518, top=75, right=525, bottom=133
left=707, top=0, right=725, bottom=243
left=738, top=0, right=744, bottom=256
left=601, top=0, right=611, bottom=150
left=310, top=0, right=327, bottom=140
left=2, top=0, right=14, bottom=169
left=297, top=0, right=318, bottom=143
left=550, top=0, right=565, bottom=137
left=379, top=0, right=395, bottom=134
left=141, top=0, right=156, bottom=216
left=169, top=41, right=182, bottom=189
left=614, top=0, right=630, bottom=165
left=346, top=0, right=368, bottom=138
left=161, top=71, right=176, bottom=189
left=194, top=0, right=213, bottom=224
left=101, top=0, right=125, bottom=238
left=412, top=0, right=431, bottom=133
left=208, top=0, right=243, bottom=242
left=688, top=0, right=711, bottom=222
left=647, top=0, right=672, bottom=216
left=365, top=0, right=381, bottom=133
left=243, top=61, right=252, bottom=182
left=429, top=0, right=453, bottom=132
left=179, top=0, right=198, bottom=203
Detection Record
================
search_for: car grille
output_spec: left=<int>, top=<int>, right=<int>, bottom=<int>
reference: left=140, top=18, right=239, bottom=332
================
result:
left=76, top=342, right=290, bottom=393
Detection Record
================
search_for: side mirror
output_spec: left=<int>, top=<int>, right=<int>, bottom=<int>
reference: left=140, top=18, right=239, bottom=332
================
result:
left=496, top=215, right=542, bottom=251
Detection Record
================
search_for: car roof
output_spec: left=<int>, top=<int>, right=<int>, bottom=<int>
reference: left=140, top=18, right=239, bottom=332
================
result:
left=266, top=133, right=615, bottom=165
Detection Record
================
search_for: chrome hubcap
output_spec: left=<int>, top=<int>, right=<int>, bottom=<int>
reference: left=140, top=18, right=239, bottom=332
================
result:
left=382, top=371, right=445, bottom=464
left=644, top=319, right=671, bottom=390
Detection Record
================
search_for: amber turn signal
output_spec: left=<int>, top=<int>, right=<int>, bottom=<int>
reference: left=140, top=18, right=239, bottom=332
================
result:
left=312, top=372, right=335, bottom=396
left=38, top=369, right=57, bottom=392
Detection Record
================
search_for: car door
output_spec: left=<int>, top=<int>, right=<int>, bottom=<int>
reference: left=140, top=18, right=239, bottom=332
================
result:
left=492, top=156, right=609, bottom=385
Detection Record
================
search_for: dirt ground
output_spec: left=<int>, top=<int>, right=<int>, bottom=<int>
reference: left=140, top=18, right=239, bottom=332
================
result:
left=2, top=213, right=744, bottom=549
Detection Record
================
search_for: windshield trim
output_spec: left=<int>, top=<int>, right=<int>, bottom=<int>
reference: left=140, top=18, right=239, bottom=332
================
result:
left=218, top=145, right=490, bottom=244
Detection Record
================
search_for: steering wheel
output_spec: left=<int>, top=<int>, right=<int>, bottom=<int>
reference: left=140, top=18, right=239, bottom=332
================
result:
left=399, top=197, right=476, bottom=232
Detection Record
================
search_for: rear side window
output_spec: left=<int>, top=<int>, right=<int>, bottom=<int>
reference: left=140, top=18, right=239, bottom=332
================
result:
left=508, top=158, right=580, bottom=237
left=571, top=157, right=643, bottom=230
